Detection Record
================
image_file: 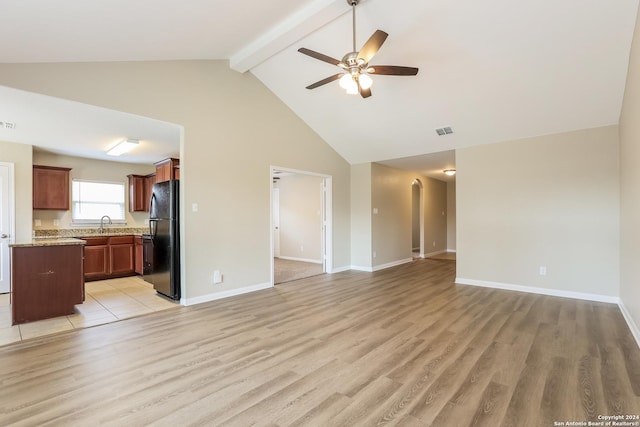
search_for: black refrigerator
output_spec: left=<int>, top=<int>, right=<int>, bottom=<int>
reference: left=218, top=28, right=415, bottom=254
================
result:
left=149, top=180, right=180, bottom=300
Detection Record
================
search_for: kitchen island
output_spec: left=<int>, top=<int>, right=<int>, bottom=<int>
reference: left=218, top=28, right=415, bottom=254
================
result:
left=10, top=238, right=86, bottom=325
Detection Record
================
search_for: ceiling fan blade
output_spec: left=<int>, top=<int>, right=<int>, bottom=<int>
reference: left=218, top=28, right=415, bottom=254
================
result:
left=298, top=48, right=341, bottom=66
left=359, top=83, right=372, bottom=99
left=368, top=65, right=419, bottom=76
left=305, top=74, right=343, bottom=90
left=357, top=30, right=389, bottom=64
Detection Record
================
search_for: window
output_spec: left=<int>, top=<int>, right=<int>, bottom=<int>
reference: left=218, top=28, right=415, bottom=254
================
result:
left=72, top=179, right=126, bottom=224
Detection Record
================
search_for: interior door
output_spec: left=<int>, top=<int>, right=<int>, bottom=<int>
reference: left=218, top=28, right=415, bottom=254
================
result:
left=273, top=188, right=280, bottom=258
left=0, top=164, right=13, bottom=293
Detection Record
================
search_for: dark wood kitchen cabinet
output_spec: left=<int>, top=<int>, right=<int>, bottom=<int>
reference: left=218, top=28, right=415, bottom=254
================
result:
left=11, top=243, right=84, bottom=325
left=83, top=237, right=109, bottom=280
left=83, top=236, right=135, bottom=281
left=154, top=158, right=179, bottom=183
left=145, top=173, right=156, bottom=211
left=134, top=236, right=143, bottom=275
left=33, top=165, right=72, bottom=210
left=128, top=174, right=147, bottom=212
left=110, top=236, right=135, bottom=275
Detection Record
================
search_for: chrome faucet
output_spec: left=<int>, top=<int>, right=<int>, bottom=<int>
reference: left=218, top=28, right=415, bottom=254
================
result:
left=99, top=215, right=112, bottom=234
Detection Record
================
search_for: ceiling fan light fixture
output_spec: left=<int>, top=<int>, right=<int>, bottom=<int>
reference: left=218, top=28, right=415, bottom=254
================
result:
left=359, top=74, right=373, bottom=90
left=346, top=82, right=359, bottom=95
left=339, top=74, right=359, bottom=94
left=339, top=73, right=353, bottom=89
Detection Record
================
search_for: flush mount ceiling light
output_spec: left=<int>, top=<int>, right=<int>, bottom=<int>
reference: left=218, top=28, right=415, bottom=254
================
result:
left=298, top=0, right=419, bottom=98
left=107, top=138, right=139, bottom=156
left=443, top=169, right=456, bottom=176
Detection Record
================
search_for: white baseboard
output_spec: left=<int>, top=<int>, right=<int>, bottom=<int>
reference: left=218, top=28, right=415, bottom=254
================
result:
left=183, top=282, right=273, bottom=306
left=447, top=249, right=457, bottom=253
left=350, top=265, right=374, bottom=272
left=331, top=265, right=351, bottom=273
left=618, top=301, right=640, bottom=350
left=276, top=256, right=323, bottom=264
left=350, top=258, right=412, bottom=273
left=455, top=277, right=620, bottom=304
left=424, top=250, right=447, bottom=258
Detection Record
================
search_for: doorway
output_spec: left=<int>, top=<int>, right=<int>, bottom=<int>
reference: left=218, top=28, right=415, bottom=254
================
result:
left=0, top=163, right=14, bottom=294
left=271, top=167, right=332, bottom=285
left=411, top=179, right=424, bottom=259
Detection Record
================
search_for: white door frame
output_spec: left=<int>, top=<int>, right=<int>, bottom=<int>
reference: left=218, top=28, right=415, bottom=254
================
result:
left=270, top=166, right=333, bottom=286
left=413, top=178, right=425, bottom=258
left=272, top=187, right=280, bottom=258
left=0, top=162, right=16, bottom=294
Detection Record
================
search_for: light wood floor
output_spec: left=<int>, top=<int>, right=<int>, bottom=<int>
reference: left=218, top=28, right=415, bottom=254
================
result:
left=274, top=258, right=324, bottom=284
left=0, top=259, right=639, bottom=426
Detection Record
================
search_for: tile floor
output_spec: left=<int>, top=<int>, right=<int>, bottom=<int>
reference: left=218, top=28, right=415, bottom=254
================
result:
left=0, top=276, right=178, bottom=346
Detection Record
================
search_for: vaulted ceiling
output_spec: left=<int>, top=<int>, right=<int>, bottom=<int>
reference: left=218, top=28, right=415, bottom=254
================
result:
left=0, top=0, right=637, bottom=175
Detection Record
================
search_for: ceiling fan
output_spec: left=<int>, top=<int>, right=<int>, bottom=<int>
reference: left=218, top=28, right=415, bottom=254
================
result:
left=298, top=0, right=419, bottom=99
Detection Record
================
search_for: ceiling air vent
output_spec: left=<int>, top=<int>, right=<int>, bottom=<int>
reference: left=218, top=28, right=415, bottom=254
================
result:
left=0, top=121, right=16, bottom=130
left=435, top=126, right=453, bottom=136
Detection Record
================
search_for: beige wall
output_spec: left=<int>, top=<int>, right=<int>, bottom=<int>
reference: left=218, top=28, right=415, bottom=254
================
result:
left=358, top=163, right=447, bottom=269
left=275, top=174, right=323, bottom=262
left=422, top=177, right=448, bottom=256
left=350, top=163, right=372, bottom=269
left=456, top=126, right=620, bottom=298
left=32, top=150, right=154, bottom=230
left=619, top=2, right=640, bottom=338
left=0, top=61, right=351, bottom=302
left=447, top=181, right=457, bottom=251
left=0, top=140, right=33, bottom=243
left=371, top=163, right=413, bottom=266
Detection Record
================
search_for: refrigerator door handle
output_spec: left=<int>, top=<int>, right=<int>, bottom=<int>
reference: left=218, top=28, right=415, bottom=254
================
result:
left=149, top=219, right=158, bottom=238
left=149, top=193, right=157, bottom=219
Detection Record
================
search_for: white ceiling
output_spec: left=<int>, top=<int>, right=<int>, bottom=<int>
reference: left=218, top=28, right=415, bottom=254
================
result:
left=0, top=0, right=637, bottom=175
left=0, top=86, right=180, bottom=164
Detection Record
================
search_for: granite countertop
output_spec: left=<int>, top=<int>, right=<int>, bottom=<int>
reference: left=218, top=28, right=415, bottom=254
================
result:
left=34, top=227, right=148, bottom=238
left=10, top=238, right=86, bottom=248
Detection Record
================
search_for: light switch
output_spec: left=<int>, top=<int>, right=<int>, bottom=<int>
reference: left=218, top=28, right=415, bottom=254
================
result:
left=373, top=208, right=378, bottom=214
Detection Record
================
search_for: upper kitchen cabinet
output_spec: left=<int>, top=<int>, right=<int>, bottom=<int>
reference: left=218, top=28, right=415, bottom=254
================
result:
left=127, top=174, right=147, bottom=212
left=33, top=165, right=71, bottom=210
left=154, top=158, right=179, bottom=183
left=145, top=173, right=156, bottom=211
left=128, top=173, right=157, bottom=212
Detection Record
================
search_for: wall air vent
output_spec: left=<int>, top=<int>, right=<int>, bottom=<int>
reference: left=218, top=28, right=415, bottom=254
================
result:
left=435, top=126, right=453, bottom=136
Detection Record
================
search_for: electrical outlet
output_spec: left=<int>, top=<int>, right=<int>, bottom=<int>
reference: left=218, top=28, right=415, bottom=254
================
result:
left=300, top=245, right=304, bottom=252
left=373, top=251, right=377, bottom=258
left=34, top=219, right=41, bottom=227
left=53, top=219, right=59, bottom=226
left=433, top=241, right=436, bottom=247
left=539, top=266, right=547, bottom=276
